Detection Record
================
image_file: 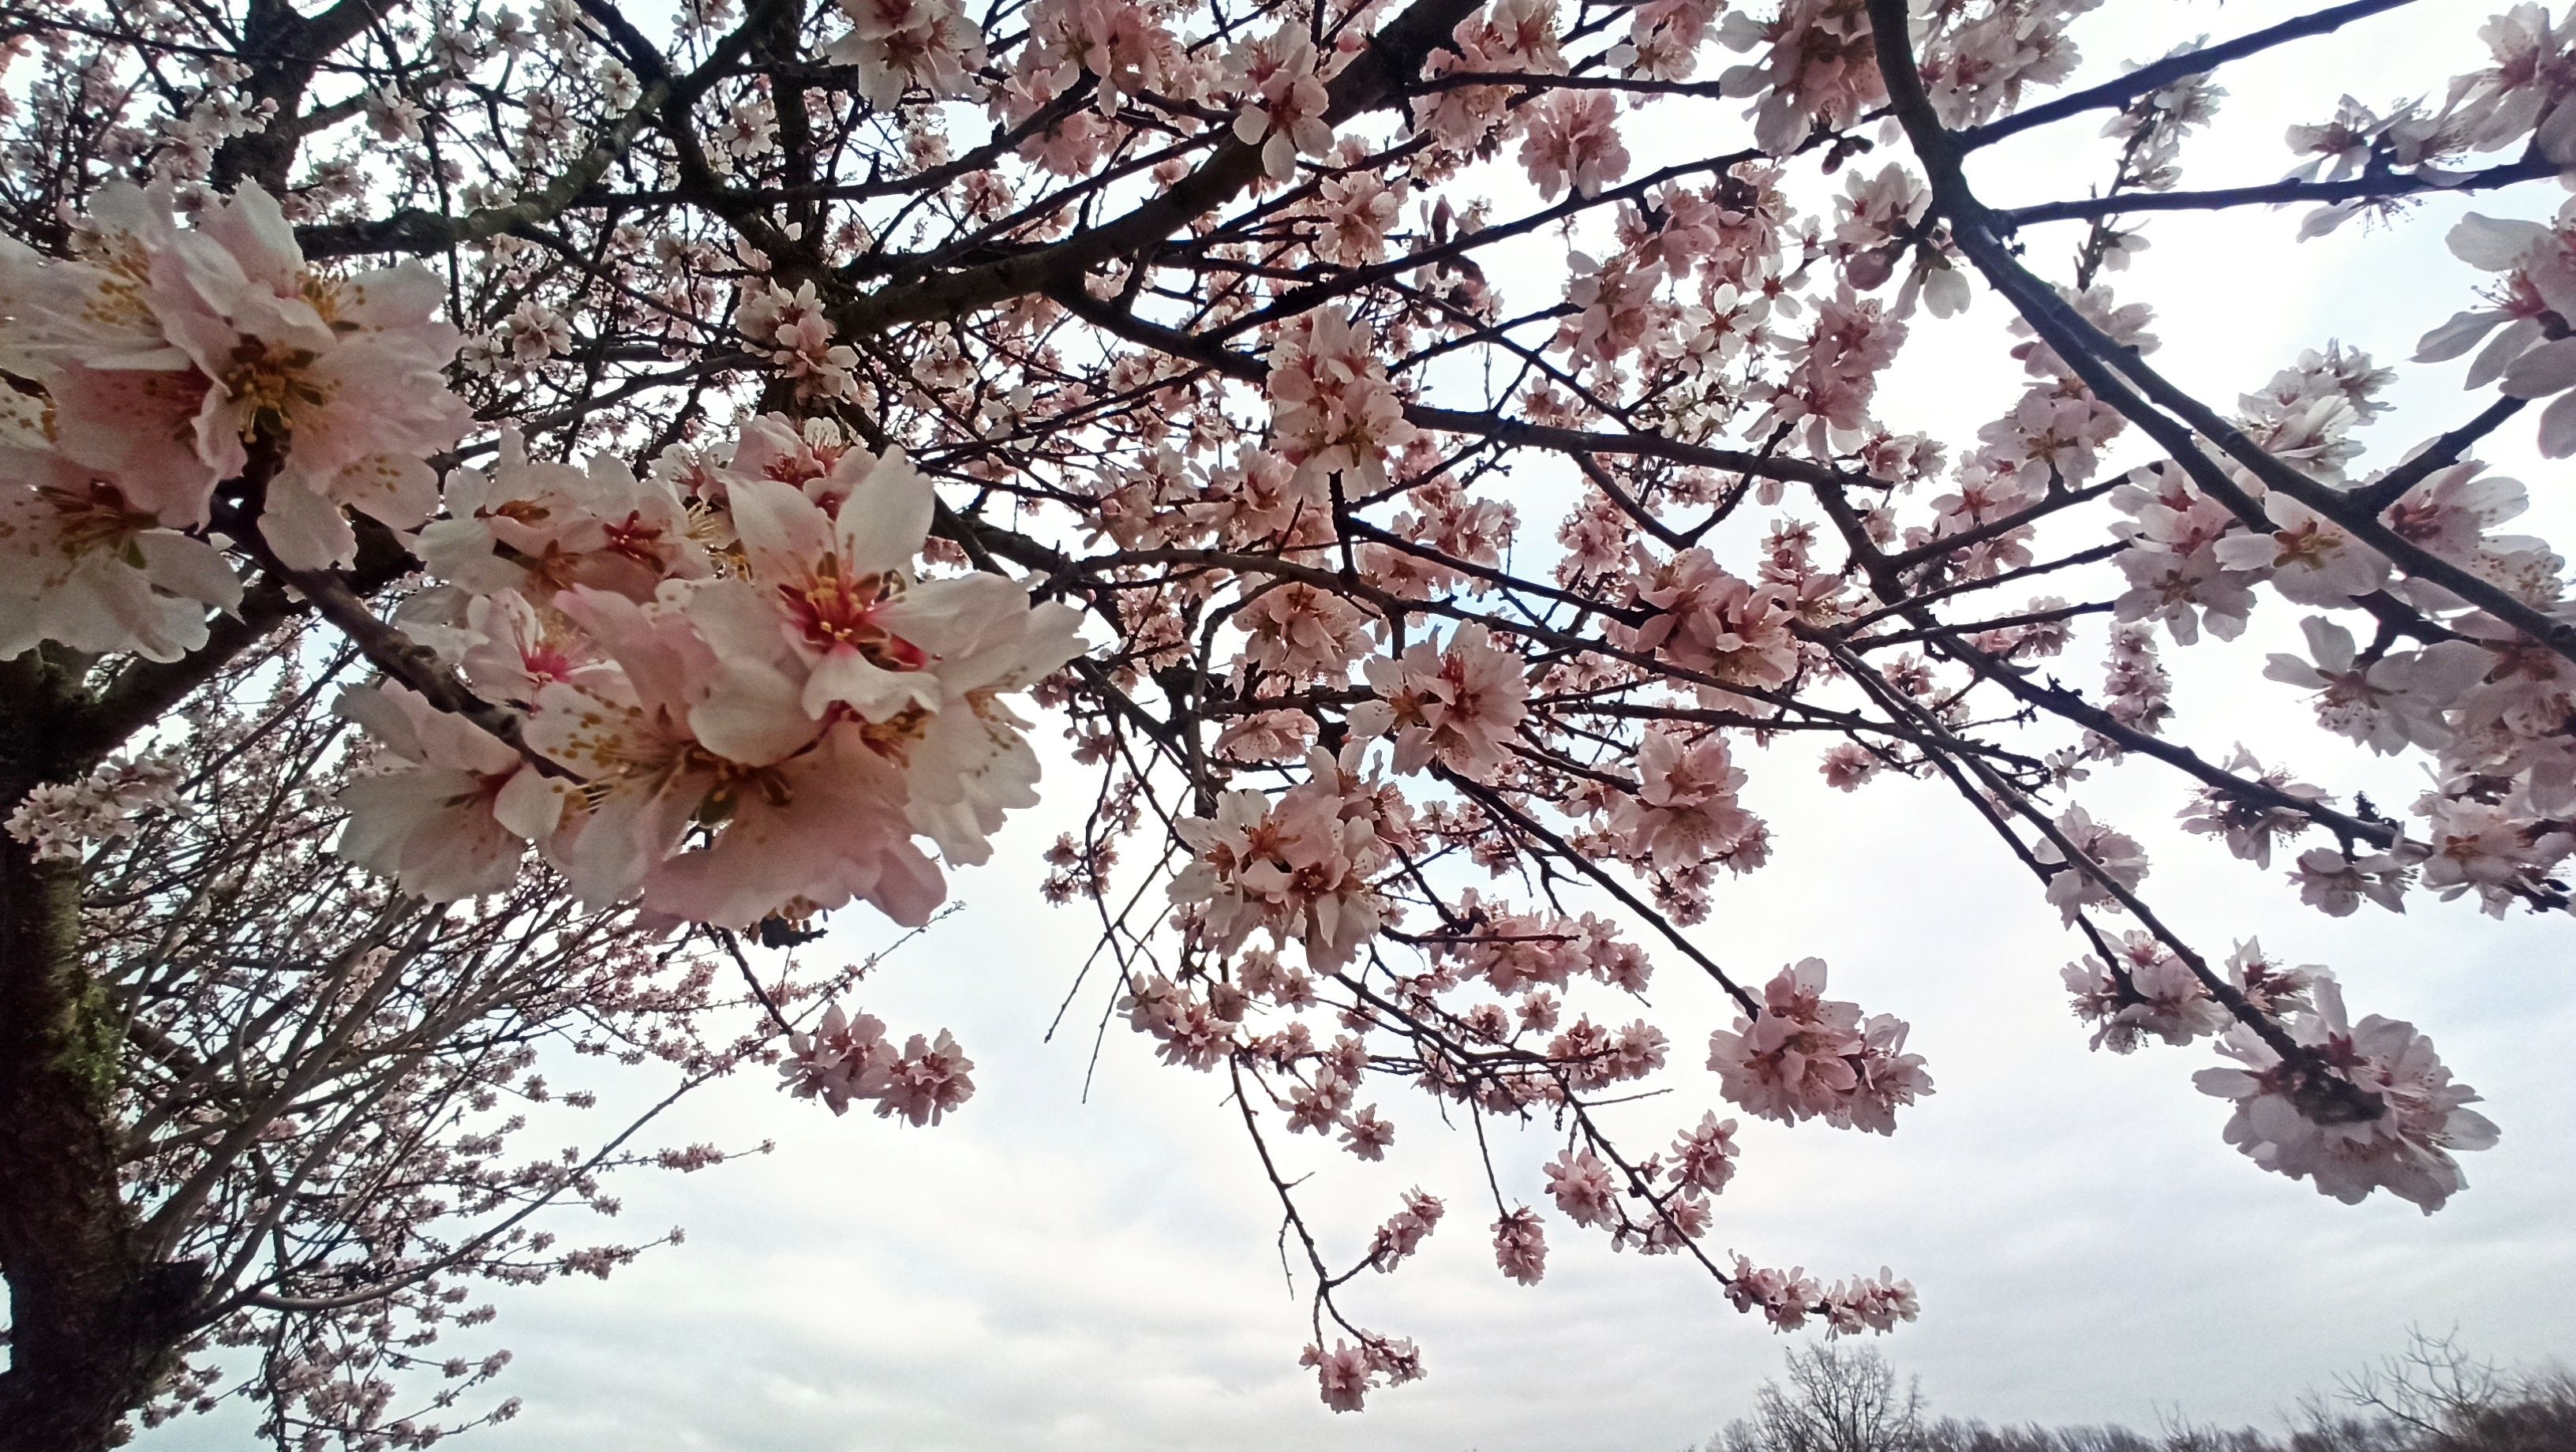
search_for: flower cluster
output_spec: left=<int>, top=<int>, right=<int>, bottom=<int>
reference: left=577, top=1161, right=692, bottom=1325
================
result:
left=2195, top=982, right=2498, bottom=1213
left=1706, top=960, right=1933, bottom=1134
left=0, top=183, right=464, bottom=659
left=781, top=1003, right=979, bottom=1125
left=360, top=425, right=1084, bottom=926
left=1350, top=623, right=1529, bottom=780
left=1724, top=1256, right=1919, bottom=1337
left=5, top=750, right=184, bottom=861
left=1265, top=307, right=1418, bottom=492
left=1170, top=749, right=1400, bottom=969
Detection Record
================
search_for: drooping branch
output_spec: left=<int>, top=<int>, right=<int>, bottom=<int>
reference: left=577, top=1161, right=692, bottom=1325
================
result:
left=1954, top=0, right=2419, bottom=150
left=1995, top=154, right=2555, bottom=228
left=1870, top=0, right=2576, bottom=668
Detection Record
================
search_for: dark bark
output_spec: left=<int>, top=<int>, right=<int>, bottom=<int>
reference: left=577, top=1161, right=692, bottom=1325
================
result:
left=212, top=0, right=395, bottom=192
left=0, top=810, right=197, bottom=1451
left=0, top=653, right=208, bottom=1449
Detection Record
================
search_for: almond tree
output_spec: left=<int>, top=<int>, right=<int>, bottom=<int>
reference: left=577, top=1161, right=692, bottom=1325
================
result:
left=2, top=0, right=2571, bottom=1445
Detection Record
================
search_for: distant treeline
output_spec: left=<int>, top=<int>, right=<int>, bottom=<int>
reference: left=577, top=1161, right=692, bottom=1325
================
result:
left=1708, top=1331, right=2574, bottom=1452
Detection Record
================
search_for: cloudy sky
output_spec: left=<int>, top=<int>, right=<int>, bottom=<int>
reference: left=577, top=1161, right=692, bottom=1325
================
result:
left=161, top=1, right=2576, bottom=1446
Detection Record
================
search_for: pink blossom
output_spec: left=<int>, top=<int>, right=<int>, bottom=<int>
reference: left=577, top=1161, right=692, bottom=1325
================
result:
left=720, top=460, right=951, bottom=718
left=2177, top=748, right=2324, bottom=868
left=1624, top=0, right=1720, bottom=78
left=1707, top=959, right=1930, bottom=1132
left=1756, top=289, right=1908, bottom=450
left=1014, top=0, right=1178, bottom=115
left=2263, top=616, right=2485, bottom=754
left=1491, top=1206, right=1548, bottom=1285
left=781, top=1003, right=899, bottom=1114
left=1121, top=973, right=1233, bottom=1071
left=1668, top=1112, right=1739, bottom=1196
left=2061, top=931, right=2226, bottom=1053
left=2417, top=204, right=2576, bottom=456
left=1818, top=742, right=1881, bottom=791
left=2211, top=491, right=2390, bottom=606
left=1913, top=0, right=2087, bottom=130
left=417, top=429, right=713, bottom=601
left=524, top=587, right=946, bottom=928
left=1312, top=172, right=1405, bottom=268
left=1348, top=623, right=1527, bottom=780
left=1717, top=0, right=1883, bottom=155
left=1519, top=90, right=1631, bottom=201
left=1301, top=1341, right=1373, bottom=1413
left=1542, top=1148, right=1619, bottom=1226
left=1340, top=1105, right=1397, bottom=1160
left=1623, top=549, right=1802, bottom=700
left=2110, top=466, right=2260, bottom=645
left=1207, top=446, right=1327, bottom=547
left=2033, top=805, right=2148, bottom=922
left=1555, top=254, right=1668, bottom=368
left=2195, top=979, right=2499, bottom=1212
left=1235, top=581, right=1375, bottom=683
left=1607, top=727, right=1758, bottom=872
left=0, top=181, right=466, bottom=566
left=2226, top=940, right=2320, bottom=1020
left=5, top=749, right=183, bottom=861
left=880, top=1030, right=978, bottom=1125
left=2290, top=847, right=2413, bottom=916
left=736, top=280, right=860, bottom=400
left=0, top=450, right=241, bottom=663
left=1724, top=1255, right=1824, bottom=1330
left=1215, top=709, right=1320, bottom=765
left=1170, top=771, right=1387, bottom=969
left=334, top=683, right=565, bottom=902
left=1817, top=1267, right=1919, bottom=1337
left=822, top=0, right=987, bottom=105
left=458, top=589, right=616, bottom=707
left=1367, top=1188, right=1446, bottom=1270
left=2416, top=791, right=2574, bottom=915
left=2442, top=5, right=2576, bottom=155
left=1229, top=26, right=1333, bottom=181
left=1266, top=308, right=1417, bottom=492
left=1413, top=0, right=1563, bottom=146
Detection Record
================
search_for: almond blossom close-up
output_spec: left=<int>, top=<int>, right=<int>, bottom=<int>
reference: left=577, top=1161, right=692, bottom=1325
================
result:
left=1, top=0, right=2573, bottom=1449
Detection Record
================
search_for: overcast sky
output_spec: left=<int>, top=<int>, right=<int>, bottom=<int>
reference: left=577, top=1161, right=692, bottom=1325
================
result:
left=159, top=2, right=2576, bottom=1447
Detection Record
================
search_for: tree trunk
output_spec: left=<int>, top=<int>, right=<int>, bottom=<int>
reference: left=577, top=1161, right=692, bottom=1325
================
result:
left=0, top=777, right=193, bottom=1450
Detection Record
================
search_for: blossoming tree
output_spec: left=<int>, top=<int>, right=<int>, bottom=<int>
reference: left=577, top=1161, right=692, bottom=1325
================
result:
left=1, top=0, right=2569, bottom=1443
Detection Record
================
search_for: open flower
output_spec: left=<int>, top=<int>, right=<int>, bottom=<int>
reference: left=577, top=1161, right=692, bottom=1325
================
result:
left=2417, top=204, right=2576, bottom=455
left=1229, top=25, right=1332, bottom=180
left=417, top=430, right=711, bottom=601
left=1349, top=623, right=1528, bottom=780
left=724, top=458, right=951, bottom=721
left=2263, top=615, right=2486, bottom=754
left=2211, top=491, right=2388, bottom=606
left=0, top=446, right=241, bottom=662
left=3, top=182, right=466, bottom=563
left=333, top=683, right=567, bottom=901
left=822, top=0, right=987, bottom=106
left=526, top=586, right=945, bottom=928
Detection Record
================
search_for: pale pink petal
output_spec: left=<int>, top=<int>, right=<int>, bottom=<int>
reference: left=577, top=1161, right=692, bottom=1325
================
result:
left=831, top=448, right=934, bottom=577
left=2445, top=212, right=2549, bottom=270
left=258, top=477, right=358, bottom=571
left=2538, top=387, right=2576, bottom=458
left=2500, top=335, right=2576, bottom=397
left=2414, top=309, right=2505, bottom=363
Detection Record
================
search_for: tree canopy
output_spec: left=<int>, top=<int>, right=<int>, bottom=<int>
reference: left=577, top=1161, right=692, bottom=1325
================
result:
left=1, top=0, right=2570, bottom=1446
